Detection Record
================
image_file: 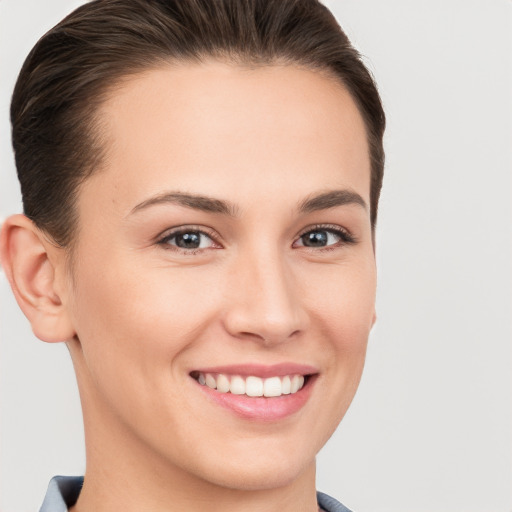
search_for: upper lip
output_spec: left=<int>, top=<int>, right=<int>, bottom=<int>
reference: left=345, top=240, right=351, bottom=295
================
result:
left=190, top=363, right=318, bottom=378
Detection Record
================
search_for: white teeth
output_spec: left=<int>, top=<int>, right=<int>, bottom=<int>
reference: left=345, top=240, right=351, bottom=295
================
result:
left=205, top=373, right=217, bottom=389
left=263, top=376, right=282, bottom=397
left=196, top=372, right=307, bottom=397
left=246, top=376, right=264, bottom=397
left=281, top=375, right=291, bottom=394
left=216, top=374, right=230, bottom=393
left=230, top=375, right=246, bottom=395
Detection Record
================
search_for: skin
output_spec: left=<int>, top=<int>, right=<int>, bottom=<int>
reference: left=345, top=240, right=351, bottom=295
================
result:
left=1, top=61, right=376, bottom=512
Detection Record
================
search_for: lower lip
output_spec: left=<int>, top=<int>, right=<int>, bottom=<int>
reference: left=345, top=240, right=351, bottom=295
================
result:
left=193, top=376, right=316, bottom=422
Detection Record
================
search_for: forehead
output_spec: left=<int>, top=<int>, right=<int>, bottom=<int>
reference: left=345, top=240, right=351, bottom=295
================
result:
left=84, top=61, right=370, bottom=214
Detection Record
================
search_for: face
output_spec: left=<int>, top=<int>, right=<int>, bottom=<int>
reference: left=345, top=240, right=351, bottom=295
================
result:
left=61, top=61, right=376, bottom=491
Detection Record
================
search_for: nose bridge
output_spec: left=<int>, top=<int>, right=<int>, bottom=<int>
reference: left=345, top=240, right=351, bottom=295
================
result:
left=224, top=242, right=306, bottom=343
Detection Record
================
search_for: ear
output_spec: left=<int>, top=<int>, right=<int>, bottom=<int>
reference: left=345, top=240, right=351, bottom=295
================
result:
left=0, top=214, right=76, bottom=343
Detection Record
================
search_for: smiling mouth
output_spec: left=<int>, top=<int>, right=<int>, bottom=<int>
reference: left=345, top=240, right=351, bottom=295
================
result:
left=190, top=366, right=318, bottom=420
left=190, top=371, right=310, bottom=398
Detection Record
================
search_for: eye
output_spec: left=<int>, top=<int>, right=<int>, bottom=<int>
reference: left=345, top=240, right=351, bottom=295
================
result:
left=294, top=226, right=356, bottom=249
left=158, top=228, right=217, bottom=252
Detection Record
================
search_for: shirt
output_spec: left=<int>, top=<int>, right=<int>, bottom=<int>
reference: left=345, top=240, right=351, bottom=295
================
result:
left=39, top=475, right=353, bottom=512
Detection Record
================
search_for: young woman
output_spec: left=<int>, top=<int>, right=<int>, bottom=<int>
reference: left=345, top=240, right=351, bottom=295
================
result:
left=0, top=1, right=385, bottom=511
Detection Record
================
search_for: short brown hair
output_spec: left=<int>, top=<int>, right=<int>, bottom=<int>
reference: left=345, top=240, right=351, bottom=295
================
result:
left=11, top=0, right=385, bottom=246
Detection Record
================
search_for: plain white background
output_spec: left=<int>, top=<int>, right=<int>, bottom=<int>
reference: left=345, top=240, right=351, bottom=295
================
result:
left=1, top=1, right=511, bottom=511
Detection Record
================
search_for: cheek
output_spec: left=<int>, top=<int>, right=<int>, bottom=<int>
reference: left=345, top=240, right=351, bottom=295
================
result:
left=304, top=258, right=375, bottom=404
left=69, top=256, right=224, bottom=379
left=306, top=257, right=376, bottom=338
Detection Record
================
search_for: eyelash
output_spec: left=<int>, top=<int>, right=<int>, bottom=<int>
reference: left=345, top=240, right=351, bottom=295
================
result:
left=156, top=224, right=357, bottom=255
left=157, top=226, right=220, bottom=255
left=295, top=224, right=357, bottom=251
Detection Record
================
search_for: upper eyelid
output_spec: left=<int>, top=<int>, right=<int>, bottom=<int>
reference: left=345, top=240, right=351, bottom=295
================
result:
left=296, top=223, right=352, bottom=237
left=157, top=225, right=219, bottom=242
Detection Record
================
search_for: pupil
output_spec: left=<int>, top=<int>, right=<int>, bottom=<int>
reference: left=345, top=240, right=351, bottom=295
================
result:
left=303, top=231, right=327, bottom=247
left=176, top=232, right=200, bottom=249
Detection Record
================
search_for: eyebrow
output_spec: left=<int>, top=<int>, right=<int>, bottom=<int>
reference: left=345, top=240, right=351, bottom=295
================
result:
left=298, top=190, right=367, bottom=213
left=129, top=188, right=367, bottom=217
left=130, top=191, right=239, bottom=217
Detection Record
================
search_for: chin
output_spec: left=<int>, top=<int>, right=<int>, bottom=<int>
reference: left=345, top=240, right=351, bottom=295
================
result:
left=201, top=458, right=314, bottom=492
left=181, top=440, right=317, bottom=492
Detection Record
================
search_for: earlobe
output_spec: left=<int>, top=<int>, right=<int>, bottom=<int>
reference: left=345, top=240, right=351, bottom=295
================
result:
left=0, top=214, right=76, bottom=343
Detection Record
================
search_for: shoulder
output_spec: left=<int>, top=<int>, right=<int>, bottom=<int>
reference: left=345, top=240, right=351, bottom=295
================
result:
left=317, top=491, right=353, bottom=512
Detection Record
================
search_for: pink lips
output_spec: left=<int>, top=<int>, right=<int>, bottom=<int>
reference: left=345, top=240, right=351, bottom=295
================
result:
left=191, top=363, right=318, bottom=422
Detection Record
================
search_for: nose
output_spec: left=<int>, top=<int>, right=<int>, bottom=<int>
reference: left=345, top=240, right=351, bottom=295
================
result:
left=222, top=246, right=308, bottom=345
